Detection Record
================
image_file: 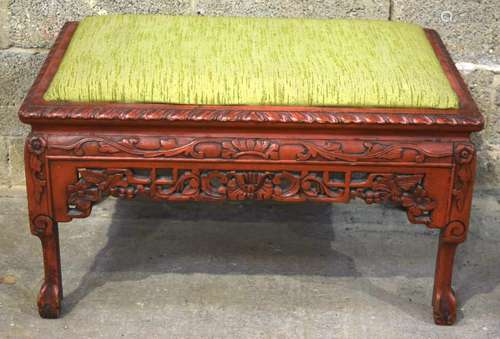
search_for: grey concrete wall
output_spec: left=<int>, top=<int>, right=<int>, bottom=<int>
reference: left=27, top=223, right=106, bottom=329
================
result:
left=0, top=0, right=498, bottom=187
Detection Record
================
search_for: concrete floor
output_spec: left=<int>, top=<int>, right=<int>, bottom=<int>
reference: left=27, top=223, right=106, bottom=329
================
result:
left=1, top=187, right=499, bottom=338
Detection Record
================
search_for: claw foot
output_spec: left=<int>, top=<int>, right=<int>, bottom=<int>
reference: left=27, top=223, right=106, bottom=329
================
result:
left=433, top=288, right=456, bottom=325
left=37, top=282, right=61, bottom=319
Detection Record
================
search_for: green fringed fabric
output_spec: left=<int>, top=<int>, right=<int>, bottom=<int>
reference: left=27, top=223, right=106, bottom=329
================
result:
left=44, top=15, right=459, bottom=109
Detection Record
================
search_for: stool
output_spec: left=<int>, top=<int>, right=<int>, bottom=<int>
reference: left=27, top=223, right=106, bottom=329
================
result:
left=19, top=15, right=484, bottom=324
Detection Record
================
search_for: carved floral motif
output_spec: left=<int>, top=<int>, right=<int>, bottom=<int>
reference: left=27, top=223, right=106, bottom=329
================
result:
left=221, top=139, right=279, bottom=160
left=26, top=136, right=47, bottom=203
left=31, top=214, right=54, bottom=237
left=20, top=21, right=482, bottom=323
left=350, top=174, right=436, bottom=224
left=455, top=144, right=474, bottom=164
left=451, top=143, right=475, bottom=211
left=50, top=136, right=452, bottom=163
left=66, top=167, right=435, bottom=226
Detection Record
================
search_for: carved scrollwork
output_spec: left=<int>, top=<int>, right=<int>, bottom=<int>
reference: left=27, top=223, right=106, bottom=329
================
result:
left=31, top=215, right=55, bottom=238
left=442, top=220, right=467, bottom=243
left=451, top=143, right=475, bottom=211
left=26, top=135, right=47, bottom=203
left=66, top=167, right=436, bottom=226
left=49, top=136, right=452, bottom=163
left=66, top=168, right=342, bottom=218
left=51, top=137, right=207, bottom=158
left=67, top=169, right=152, bottom=217
left=349, top=174, right=436, bottom=225
left=296, top=141, right=450, bottom=163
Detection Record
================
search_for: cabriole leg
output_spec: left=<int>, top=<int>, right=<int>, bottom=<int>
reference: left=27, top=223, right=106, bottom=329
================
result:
left=432, top=142, right=476, bottom=325
left=25, top=135, right=63, bottom=318
left=432, top=235, right=458, bottom=325
left=31, top=215, right=63, bottom=319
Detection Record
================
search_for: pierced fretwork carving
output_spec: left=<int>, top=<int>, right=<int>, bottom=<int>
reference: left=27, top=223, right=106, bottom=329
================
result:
left=66, top=167, right=436, bottom=226
left=349, top=173, right=436, bottom=225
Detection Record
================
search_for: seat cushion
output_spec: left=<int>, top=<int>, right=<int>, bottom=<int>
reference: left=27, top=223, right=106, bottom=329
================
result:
left=43, top=15, right=459, bottom=109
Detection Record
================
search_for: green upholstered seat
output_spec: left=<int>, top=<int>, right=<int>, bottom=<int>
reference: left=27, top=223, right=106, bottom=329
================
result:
left=44, top=15, right=459, bottom=109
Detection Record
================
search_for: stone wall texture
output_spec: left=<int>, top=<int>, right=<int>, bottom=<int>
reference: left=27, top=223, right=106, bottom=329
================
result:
left=0, top=0, right=499, bottom=187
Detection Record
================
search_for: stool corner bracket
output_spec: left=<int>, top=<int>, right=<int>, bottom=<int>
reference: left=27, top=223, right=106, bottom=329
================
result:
left=349, top=172, right=437, bottom=227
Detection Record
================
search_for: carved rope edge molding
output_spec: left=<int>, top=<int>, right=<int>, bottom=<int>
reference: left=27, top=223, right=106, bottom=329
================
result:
left=66, top=168, right=436, bottom=227
left=49, top=136, right=453, bottom=163
left=20, top=106, right=483, bottom=127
